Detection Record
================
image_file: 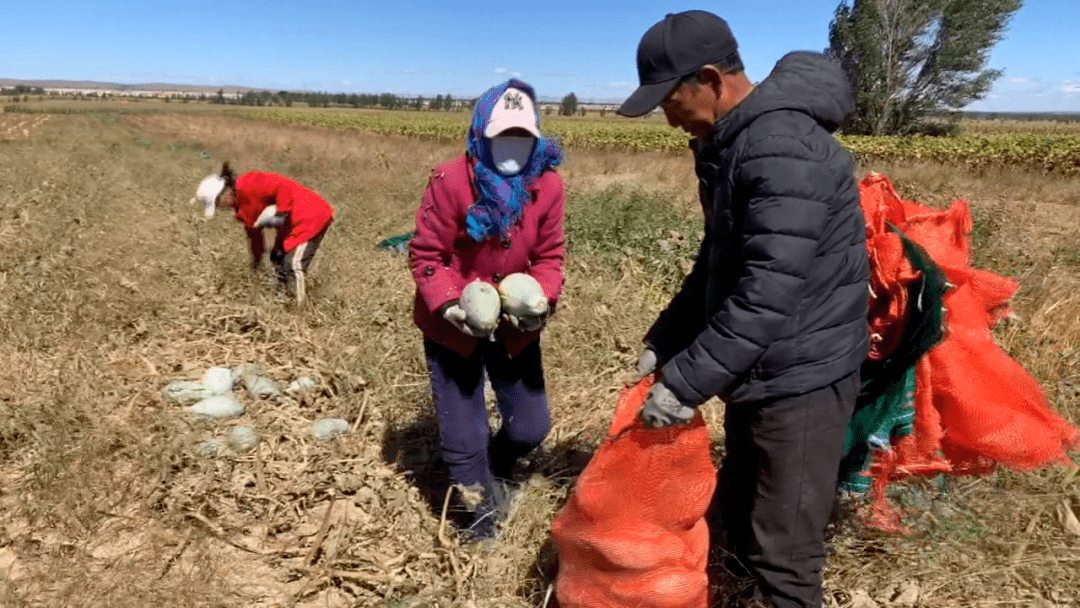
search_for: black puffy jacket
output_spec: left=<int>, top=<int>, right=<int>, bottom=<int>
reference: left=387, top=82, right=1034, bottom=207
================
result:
left=647, top=51, right=870, bottom=406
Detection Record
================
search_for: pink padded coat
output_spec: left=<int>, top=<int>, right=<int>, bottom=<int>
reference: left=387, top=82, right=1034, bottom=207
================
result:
left=409, top=154, right=565, bottom=358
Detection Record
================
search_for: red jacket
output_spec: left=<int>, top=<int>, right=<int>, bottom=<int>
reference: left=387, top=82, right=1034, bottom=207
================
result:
left=409, top=154, right=565, bottom=358
left=230, top=172, right=335, bottom=259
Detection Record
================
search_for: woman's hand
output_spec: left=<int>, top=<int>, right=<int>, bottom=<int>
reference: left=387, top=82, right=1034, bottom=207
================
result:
left=503, top=312, right=547, bottom=332
left=444, top=304, right=490, bottom=339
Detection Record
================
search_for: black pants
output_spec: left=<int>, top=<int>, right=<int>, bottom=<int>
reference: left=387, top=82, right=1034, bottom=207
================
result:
left=719, top=372, right=858, bottom=608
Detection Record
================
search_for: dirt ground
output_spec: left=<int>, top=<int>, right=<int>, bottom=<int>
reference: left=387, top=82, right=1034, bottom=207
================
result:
left=0, top=109, right=1077, bottom=607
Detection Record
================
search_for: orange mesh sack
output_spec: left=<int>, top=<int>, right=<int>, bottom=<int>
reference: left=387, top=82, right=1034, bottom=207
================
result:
left=551, top=377, right=716, bottom=608
left=926, top=281, right=1079, bottom=473
left=857, top=174, right=1080, bottom=530
left=860, top=173, right=921, bottom=361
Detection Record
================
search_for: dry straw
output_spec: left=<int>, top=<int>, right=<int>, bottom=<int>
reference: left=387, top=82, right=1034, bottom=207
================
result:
left=0, top=106, right=1075, bottom=607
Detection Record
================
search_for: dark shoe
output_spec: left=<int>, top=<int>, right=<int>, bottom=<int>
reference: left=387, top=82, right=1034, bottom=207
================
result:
left=488, top=428, right=540, bottom=481
left=269, top=247, right=285, bottom=266
left=456, top=479, right=502, bottom=544
left=491, top=477, right=519, bottom=519
left=458, top=476, right=523, bottom=544
left=460, top=505, right=499, bottom=543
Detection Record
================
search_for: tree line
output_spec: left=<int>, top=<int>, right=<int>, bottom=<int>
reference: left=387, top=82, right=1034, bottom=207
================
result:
left=217, top=90, right=472, bottom=111
left=1, top=86, right=45, bottom=95
left=7, top=1, right=1031, bottom=137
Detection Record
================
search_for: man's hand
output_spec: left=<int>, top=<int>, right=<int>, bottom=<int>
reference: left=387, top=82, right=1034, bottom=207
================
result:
left=636, top=348, right=659, bottom=379
left=638, top=381, right=695, bottom=428
left=444, top=304, right=487, bottom=338
left=503, top=312, right=547, bottom=332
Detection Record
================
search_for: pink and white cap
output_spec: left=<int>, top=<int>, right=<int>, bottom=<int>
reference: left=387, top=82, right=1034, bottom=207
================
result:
left=484, top=87, right=540, bottom=138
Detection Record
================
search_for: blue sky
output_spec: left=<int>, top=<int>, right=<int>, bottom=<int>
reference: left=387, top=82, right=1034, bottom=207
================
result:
left=3, top=1, right=1077, bottom=112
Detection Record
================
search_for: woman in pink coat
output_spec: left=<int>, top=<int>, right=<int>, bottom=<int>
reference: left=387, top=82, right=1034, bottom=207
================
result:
left=409, top=79, right=565, bottom=541
left=195, top=162, right=334, bottom=305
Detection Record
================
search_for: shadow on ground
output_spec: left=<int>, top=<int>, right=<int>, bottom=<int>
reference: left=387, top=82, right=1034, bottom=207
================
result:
left=380, top=414, right=465, bottom=525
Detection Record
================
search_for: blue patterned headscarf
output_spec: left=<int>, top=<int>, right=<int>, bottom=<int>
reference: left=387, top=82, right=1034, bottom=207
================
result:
left=465, top=79, right=563, bottom=242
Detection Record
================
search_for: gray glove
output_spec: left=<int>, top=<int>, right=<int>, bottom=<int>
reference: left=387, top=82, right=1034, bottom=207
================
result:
left=638, top=381, right=695, bottom=428
left=444, top=304, right=487, bottom=338
left=503, top=312, right=547, bottom=332
left=636, top=348, right=659, bottom=379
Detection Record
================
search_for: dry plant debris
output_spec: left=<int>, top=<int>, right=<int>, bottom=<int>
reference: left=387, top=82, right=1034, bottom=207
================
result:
left=0, top=108, right=1075, bottom=607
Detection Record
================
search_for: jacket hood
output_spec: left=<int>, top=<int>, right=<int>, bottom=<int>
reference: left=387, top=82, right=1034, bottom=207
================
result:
left=709, top=51, right=854, bottom=148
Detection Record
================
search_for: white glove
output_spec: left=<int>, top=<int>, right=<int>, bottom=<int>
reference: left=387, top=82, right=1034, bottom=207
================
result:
left=636, top=348, right=659, bottom=379
left=254, top=205, right=288, bottom=228
left=444, top=304, right=488, bottom=339
left=638, top=382, right=695, bottom=428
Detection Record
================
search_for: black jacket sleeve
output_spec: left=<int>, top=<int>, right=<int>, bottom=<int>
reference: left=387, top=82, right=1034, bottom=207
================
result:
left=661, top=134, right=835, bottom=404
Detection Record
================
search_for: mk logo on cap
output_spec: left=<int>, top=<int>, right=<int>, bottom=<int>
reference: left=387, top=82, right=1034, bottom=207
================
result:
left=504, top=91, right=525, bottom=111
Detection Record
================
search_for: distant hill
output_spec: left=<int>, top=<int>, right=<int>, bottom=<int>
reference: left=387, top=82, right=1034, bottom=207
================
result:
left=961, top=110, right=1080, bottom=122
left=0, top=78, right=623, bottom=103
left=0, top=78, right=252, bottom=95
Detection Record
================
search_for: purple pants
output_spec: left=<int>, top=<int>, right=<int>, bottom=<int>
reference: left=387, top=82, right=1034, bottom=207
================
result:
left=423, top=339, right=550, bottom=493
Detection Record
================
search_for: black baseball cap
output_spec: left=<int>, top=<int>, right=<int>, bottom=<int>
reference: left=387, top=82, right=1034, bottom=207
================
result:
left=617, top=10, right=740, bottom=117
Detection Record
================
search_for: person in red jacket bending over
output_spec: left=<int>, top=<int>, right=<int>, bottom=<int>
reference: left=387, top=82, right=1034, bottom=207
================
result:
left=195, top=162, right=334, bottom=306
left=409, top=79, right=565, bottom=542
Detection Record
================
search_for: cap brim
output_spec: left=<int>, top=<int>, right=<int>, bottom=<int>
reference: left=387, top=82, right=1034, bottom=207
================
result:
left=616, top=79, right=679, bottom=117
left=484, top=121, right=541, bottom=138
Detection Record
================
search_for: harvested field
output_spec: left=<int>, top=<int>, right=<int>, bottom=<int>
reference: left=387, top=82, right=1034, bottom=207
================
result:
left=0, top=113, right=48, bottom=141
left=0, top=107, right=1077, bottom=607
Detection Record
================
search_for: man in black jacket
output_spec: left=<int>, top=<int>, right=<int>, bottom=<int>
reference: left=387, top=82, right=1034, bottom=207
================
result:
left=618, top=10, right=870, bottom=608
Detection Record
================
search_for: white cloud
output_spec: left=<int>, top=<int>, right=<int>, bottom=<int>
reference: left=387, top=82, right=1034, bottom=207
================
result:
left=511, top=71, right=522, bottom=78
left=967, top=78, right=1080, bottom=112
left=494, top=68, right=509, bottom=74
left=1009, top=77, right=1029, bottom=83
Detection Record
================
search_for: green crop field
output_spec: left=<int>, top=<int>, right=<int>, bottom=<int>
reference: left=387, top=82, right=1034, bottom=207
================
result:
left=223, top=106, right=1080, bottom=176
left=9, top=101, right=1080, bottom=175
